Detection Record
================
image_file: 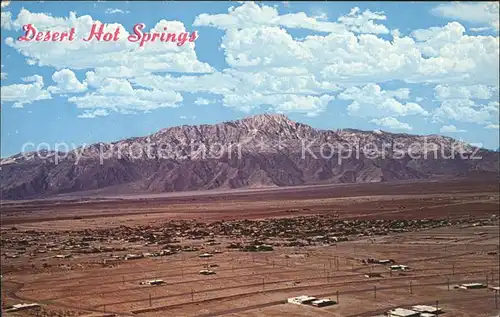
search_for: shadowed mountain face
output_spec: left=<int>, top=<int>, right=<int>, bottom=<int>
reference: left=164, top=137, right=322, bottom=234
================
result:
left=1, top=114, right=498, bottom=200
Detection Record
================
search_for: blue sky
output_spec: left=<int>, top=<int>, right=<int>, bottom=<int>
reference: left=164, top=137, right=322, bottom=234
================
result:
left=1, top=1, right=499, bottom=157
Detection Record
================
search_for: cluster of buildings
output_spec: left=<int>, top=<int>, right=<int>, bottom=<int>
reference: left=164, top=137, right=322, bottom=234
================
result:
left=1, top=215, right=497, bottom=284
left=3, top=216, right=497, bottom=268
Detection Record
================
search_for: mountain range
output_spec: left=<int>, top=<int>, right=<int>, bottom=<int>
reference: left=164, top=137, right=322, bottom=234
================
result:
left=1, top=114, right=498, bottom=200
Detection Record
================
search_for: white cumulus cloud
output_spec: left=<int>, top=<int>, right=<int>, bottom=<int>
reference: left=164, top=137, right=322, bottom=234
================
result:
left=193, top=2, right=388, bottom=34
left=431, top=2, right=499, bottom=31
left=439, top=124, right=466, bottom=133
left=370, top=117, right=412, bottom=131
left=194, top=97, right=215, bottom=105
left=338, top=84, right=428, bottom=117
left=433, top=83, right=499, bottom=126
left=0, top=64, right=6, bottom=80
left=105, top=8, right=129, bottom=15
left=433, top=99, right=499, bottom=124
left=78, top=109, right=109, bottom=119
left=337, top=7, right=389, bottom=34
left=223, top=93, right=334, bottom=116
left=212, top=12, right=498, bottom=86
left=470, top=26, right=493, bottom=32
left=1, top=74, right=51, bottom=108
left=434, top=84, right=497, bottom=101
left=0, top=9, right=211, bottom=114
left=1, top=2, right=499, bottom=124
left=48, top=69, right=87, bottom=94
left=68, top=78, right=182, bottom=113
left=3, top=9, right=213, bottom=75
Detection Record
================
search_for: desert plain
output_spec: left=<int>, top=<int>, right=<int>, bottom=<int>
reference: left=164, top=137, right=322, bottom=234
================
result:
left=1, top=178, right=499, bottom=317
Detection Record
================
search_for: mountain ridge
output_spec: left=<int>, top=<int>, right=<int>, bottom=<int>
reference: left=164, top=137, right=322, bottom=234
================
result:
left=1, top=114, right=498, bottom=200
left=0, top=114, right=474, bottom=160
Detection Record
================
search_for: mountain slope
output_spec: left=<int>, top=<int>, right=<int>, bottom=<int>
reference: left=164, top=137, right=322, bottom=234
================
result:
left=1, top=114, right=498, bottom=200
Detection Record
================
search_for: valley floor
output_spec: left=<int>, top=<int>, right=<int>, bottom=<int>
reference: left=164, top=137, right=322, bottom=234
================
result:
left=1, top=179, right=499, bottom=317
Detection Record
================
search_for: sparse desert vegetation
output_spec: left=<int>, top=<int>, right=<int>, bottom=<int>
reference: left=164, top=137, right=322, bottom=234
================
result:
left=1, top=179, right=499, bottom=317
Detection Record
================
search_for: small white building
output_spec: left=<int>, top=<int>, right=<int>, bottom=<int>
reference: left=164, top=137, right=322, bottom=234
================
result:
left=103, top=258, right=121, bottom=265
left=199, top=253, right=213, bottom=258
left=412, top=305, right=441, bottom=313
left=140, top=279, right=165, bottom=286
left=287, top=295, right=317, bottom=305
left=124, top=254, right=143, bottom=260
left=311, top=298, right=336, bottom=307
left=390, top=265, right=409, bottom=271
left=53, top=254, right=72, bottom=259
left=387, top=308, right=420, bottom=317
left=459, top=283, right=486, bottom=289
left=5, top=303, right=41, bottom=312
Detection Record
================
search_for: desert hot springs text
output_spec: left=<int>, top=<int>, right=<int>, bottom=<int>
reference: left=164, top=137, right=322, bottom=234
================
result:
left=18, top=23, right=199, bottom=47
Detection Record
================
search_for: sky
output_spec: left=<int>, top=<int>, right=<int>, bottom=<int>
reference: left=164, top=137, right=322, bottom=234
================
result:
left=1, top=1, right=499, bottom=157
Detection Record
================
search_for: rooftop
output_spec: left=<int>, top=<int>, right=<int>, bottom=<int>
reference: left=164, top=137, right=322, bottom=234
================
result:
left=312, top=298, right=334, bottom=303
left=388, top=308, right=421, bottom=317
left=412, top=305, right=441, bottom=313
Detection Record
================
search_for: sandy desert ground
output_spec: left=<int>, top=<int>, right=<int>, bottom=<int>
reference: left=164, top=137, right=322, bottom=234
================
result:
left=1, top=179, right=499, bottom=317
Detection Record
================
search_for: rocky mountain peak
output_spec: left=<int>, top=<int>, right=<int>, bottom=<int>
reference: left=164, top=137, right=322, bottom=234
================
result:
left=242, top=113, right=291, bottom=121
left=236, top=113, right=292, bottom=125
left=230, top=113, right=306, bottom=135
left=1, top=114, right=497, bottom=200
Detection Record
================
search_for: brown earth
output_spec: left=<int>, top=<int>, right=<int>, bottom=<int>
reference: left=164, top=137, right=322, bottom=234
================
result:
left=1, top=179, right=499, bottom=317
left=2, top=227, right=499, bottom=317
left=1, top=178, right=498, bottom=230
